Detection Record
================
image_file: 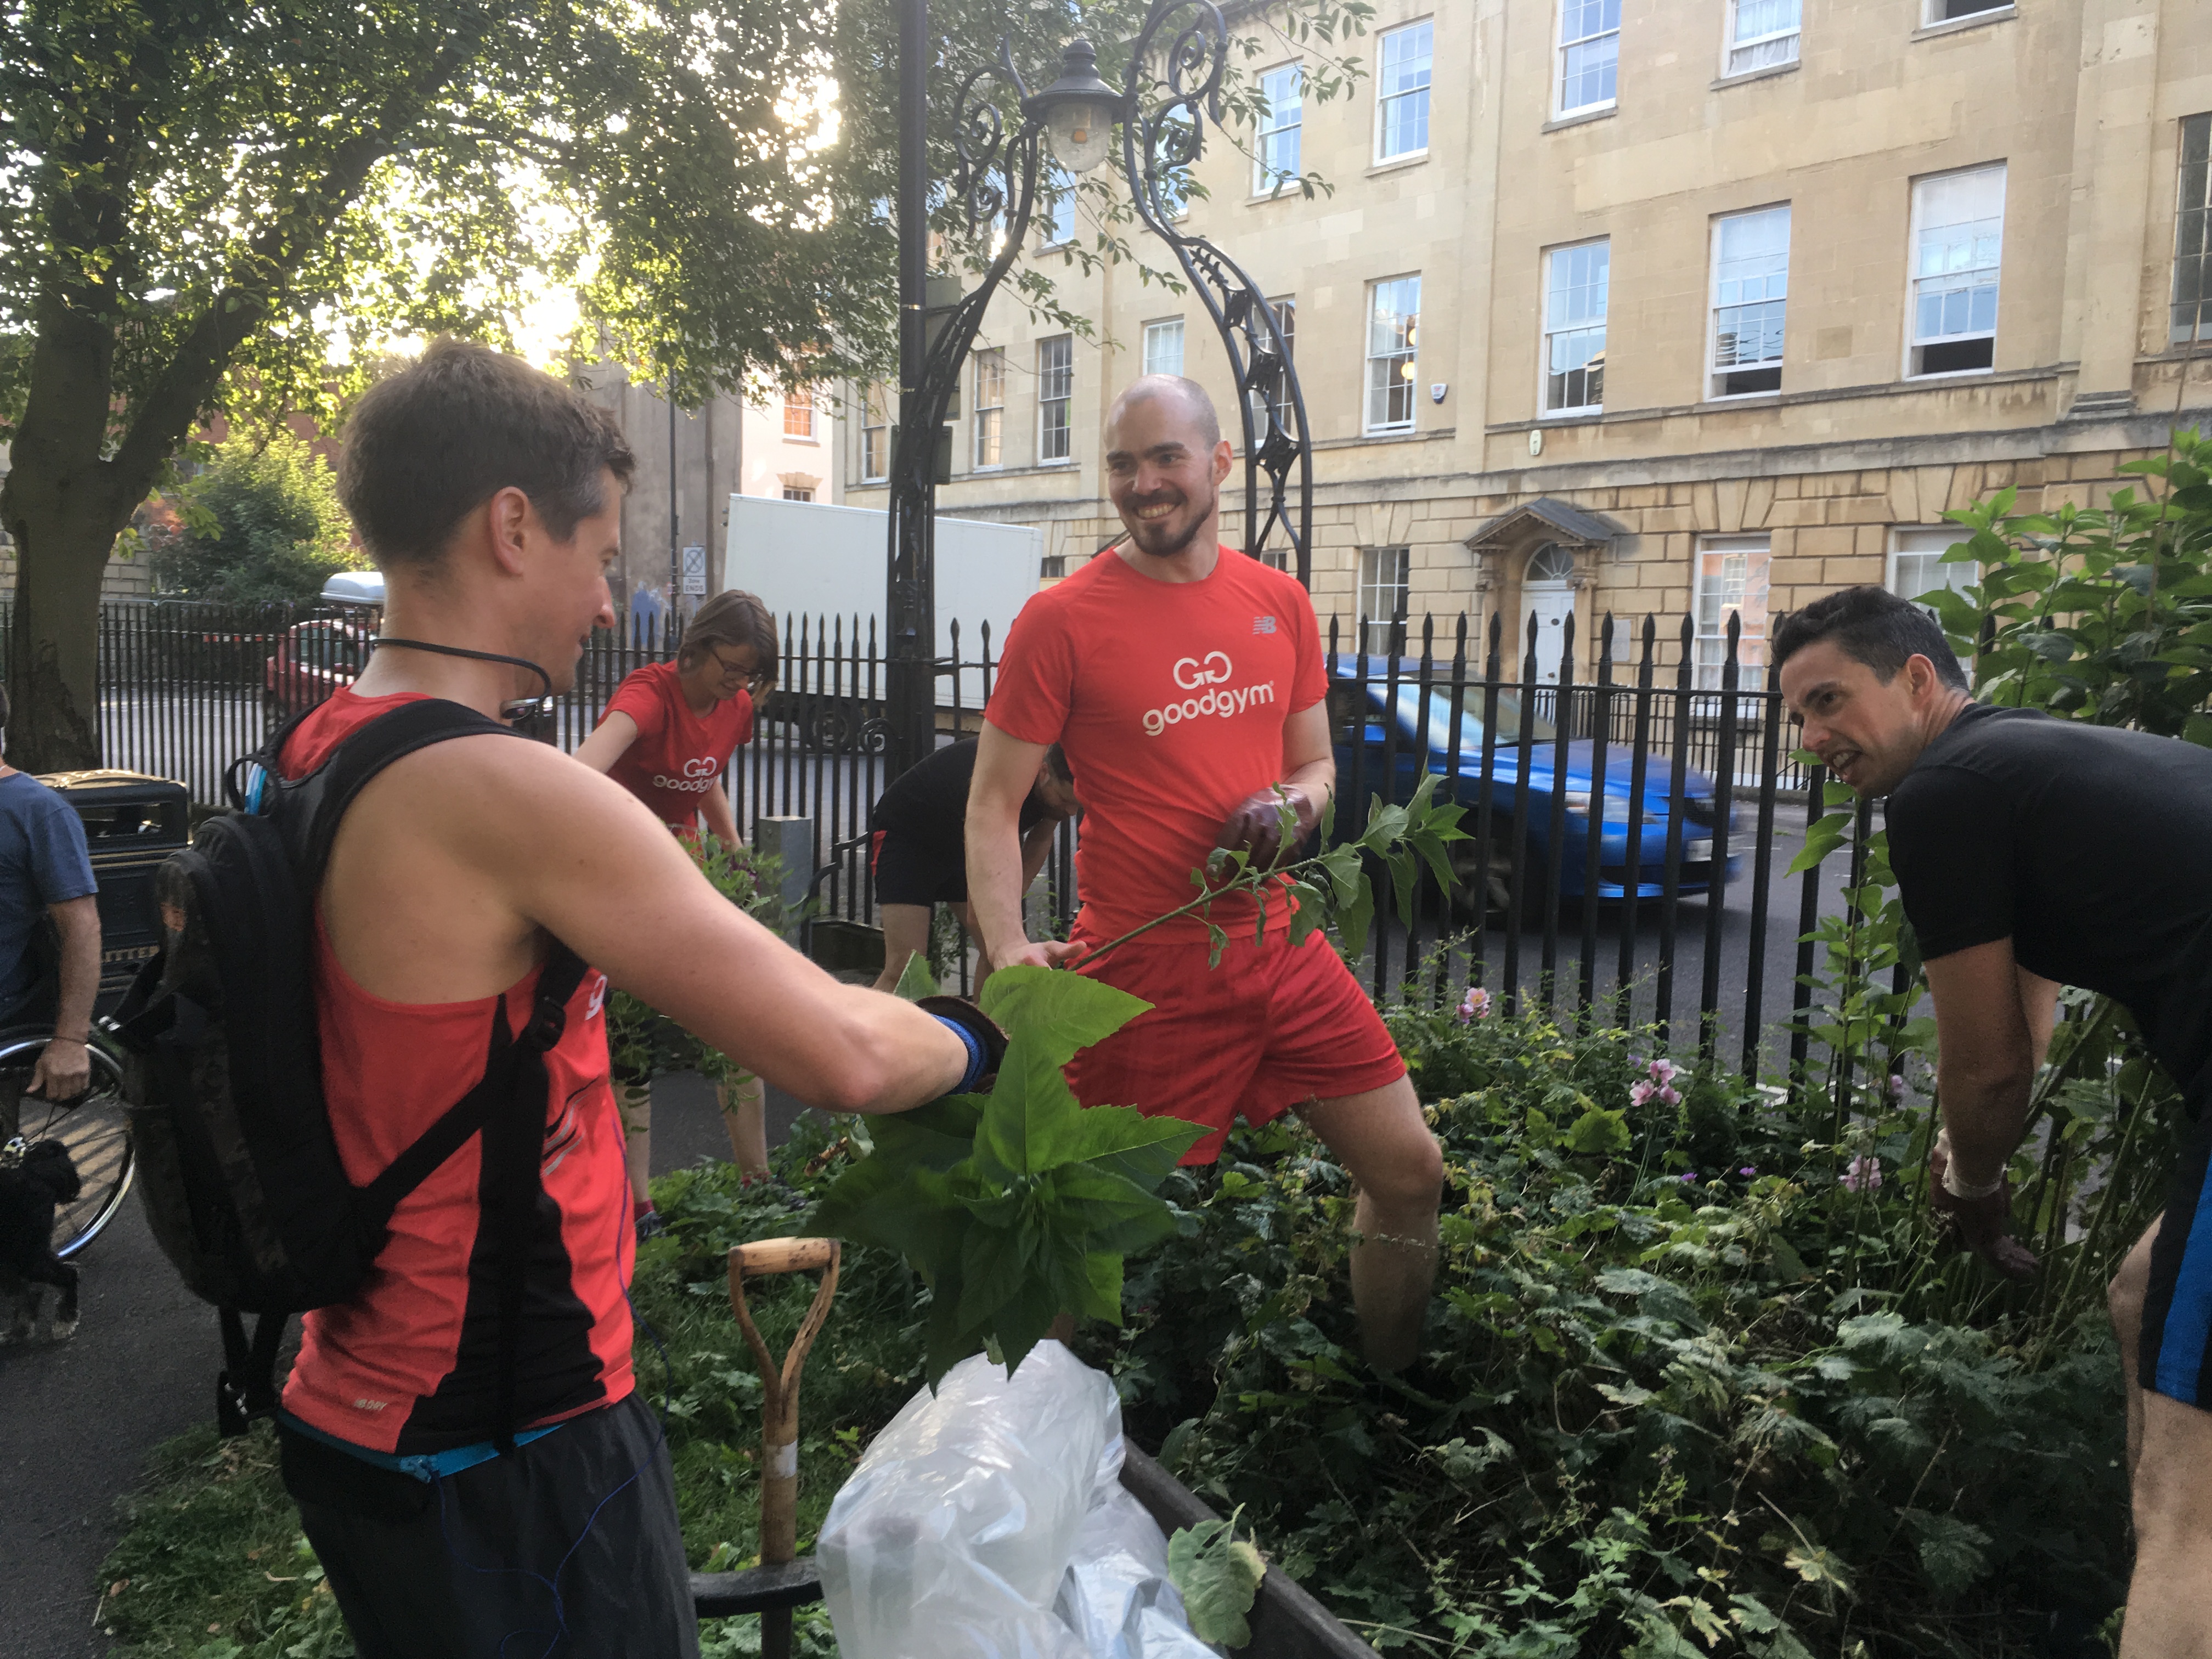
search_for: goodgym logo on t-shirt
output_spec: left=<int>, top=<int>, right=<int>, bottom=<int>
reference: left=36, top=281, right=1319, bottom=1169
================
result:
left=1142, top=649, right=1278, bottom=737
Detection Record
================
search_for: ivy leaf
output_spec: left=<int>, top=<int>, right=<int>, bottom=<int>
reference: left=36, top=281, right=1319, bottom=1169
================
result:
left=1167, top=1513, right=1266, bottom=1648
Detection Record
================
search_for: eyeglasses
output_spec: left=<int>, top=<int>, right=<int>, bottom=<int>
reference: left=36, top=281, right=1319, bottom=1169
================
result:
left=707, top=648, right=767, bottom=686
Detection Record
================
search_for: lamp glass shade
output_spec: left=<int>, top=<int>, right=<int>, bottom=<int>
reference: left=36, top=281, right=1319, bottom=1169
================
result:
left=1047, top=101, right=1116, bottom=173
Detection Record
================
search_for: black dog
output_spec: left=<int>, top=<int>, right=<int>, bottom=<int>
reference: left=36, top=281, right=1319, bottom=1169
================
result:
left=0, top=1139, right=81, bottom=1343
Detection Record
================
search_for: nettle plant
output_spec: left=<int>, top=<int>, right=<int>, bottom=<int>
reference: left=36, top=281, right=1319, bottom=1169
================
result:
left=809, top=778, right=1468, bottom=1386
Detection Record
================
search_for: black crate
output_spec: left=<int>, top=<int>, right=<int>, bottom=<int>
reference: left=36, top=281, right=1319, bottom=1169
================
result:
left=38, top=769, right=192, bottom=999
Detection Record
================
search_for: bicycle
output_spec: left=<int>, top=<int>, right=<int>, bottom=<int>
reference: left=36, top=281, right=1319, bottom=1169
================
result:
left=0, top=1023, right=136, bottom=1258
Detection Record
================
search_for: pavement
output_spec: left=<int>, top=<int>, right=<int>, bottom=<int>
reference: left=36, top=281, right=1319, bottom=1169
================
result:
left=0, top=1070, right=802, bottom=1659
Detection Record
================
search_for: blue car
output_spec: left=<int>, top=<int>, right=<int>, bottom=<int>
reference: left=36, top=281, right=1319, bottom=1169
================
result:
left=1325, top=658, right=1743, bottom=915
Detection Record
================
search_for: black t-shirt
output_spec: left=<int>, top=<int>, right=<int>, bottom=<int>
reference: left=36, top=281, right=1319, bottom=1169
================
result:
left=1886, top=703, right=2212, bottom=1098
left=870, top=738, right=1043, bottom=871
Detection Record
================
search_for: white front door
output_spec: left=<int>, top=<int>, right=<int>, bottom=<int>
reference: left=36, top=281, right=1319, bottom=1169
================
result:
left=1525, top=583, right=1575, bottom=684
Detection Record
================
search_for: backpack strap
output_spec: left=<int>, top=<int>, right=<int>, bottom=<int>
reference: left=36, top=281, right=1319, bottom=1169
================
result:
left=216, top=1306, right=290, bottom=1437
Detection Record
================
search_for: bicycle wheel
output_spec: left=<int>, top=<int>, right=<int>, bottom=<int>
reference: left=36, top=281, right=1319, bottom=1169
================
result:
left=0, top=1032, right=135, bottom=1259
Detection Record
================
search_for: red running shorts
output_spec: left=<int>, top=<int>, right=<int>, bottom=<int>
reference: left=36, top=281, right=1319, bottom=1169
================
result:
left=1062, top=927, right=1407, bottom=1165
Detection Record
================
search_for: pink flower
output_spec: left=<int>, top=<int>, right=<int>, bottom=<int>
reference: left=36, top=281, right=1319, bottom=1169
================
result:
left=1458, top=985, right=1492, bottom=1024
left=1888, top=1073, right=1905, bottom=1098
left=1679, top=1171, right=1699, bottom=1184
left=1645, top=1058, right=1679, bottom=1086
left=1738, top=1166, right=1757, bottom=1177
left=1630, top=1080, right=1655, bottom=1107
left=1660, top=1086, right=1681, bottom=1107
left=1843, top=1155, right=1883, bottom=1194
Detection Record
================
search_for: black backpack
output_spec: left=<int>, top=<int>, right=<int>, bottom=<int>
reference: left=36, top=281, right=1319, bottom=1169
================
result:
left=108, top=699, right=587, bottom=1446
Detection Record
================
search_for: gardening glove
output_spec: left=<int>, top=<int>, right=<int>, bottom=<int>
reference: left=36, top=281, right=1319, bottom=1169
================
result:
left=1928, top=1132, right=2038, bottom=1281
left=918, top=995, right=1007, bottom=1095
left=1215, top=783, right=1317, bottom=873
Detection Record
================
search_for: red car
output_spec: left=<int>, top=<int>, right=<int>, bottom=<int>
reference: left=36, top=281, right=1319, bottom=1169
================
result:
left=264, top=618, right=369, bottom=717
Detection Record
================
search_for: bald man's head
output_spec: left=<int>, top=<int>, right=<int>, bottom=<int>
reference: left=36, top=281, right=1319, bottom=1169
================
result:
left=1103, top=374, right=1234, bottom=563
left=1107, top=375, right=1221, bottom=452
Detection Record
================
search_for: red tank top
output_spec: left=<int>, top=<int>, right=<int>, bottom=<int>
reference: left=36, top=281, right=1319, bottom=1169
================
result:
left=276, top=690, right=635, bottom=1453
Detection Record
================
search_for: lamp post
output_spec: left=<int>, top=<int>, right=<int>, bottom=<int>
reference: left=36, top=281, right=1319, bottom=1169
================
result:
left=882, top=0, right=1314, bottom=779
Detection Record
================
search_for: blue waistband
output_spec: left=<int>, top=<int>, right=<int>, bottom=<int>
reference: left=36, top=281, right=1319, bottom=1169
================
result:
left=277, top=1410, right=569, bottom=1483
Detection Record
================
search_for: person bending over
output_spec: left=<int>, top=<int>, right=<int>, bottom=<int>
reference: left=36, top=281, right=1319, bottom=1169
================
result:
left=276, top=340, right=975, bottom=1659
left=577, top=588, right=778, bottom=1202
left=965, top=374, right=1444, bottom=1375
left=1776, top=585, right=2212, bottom=1659
left=867, top=737, right=1079, bottom=991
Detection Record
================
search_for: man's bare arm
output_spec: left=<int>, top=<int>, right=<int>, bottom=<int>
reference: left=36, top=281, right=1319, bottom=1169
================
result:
left=700, top=778, right=742, bottom=848
left=29, top=896, right=99, bottom=1099
left=2019, top=964, right=2060, bottom=1066
left=1017, top=817, right=1061, bottom=893
left=1927, top=938, right=2039, bottom=1187
left=967, top=721, right=1074, bottom=973
left=334, top=740, right=970, bottom=1116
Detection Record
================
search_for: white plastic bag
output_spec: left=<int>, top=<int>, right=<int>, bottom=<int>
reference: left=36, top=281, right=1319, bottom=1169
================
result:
left=819, top=1340, right=1218, bottom=1659
left=819, top=1341, right=1115, bottom=1659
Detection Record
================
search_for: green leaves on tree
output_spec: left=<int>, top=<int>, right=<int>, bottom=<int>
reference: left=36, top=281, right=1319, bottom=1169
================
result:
left=808, top=966, right=1204, bottom=1389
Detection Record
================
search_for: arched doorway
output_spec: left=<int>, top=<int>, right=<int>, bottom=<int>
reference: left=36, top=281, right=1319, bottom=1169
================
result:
left=1522, top=542, right=1577, bottom=684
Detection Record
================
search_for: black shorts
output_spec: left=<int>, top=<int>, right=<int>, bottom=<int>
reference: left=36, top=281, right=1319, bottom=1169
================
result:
left=870, top=828, right=967, bottom=908
left=2141, top=1108, right=2212, bottom=1409
left=280, top=1394, right=698, bottom=1658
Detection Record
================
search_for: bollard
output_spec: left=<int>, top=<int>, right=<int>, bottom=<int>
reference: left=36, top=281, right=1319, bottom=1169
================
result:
left=751, top=816, right=816, bottom=946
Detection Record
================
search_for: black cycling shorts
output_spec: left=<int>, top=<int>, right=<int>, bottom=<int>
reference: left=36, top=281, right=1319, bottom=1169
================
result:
left=280, top=1394, right=698, bottom=1658
left=870, top=828, right=968, bottom=909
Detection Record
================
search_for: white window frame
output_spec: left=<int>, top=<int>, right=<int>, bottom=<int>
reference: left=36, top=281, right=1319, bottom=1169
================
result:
left=1364, top=275, right=1420, bottom=436
left=1142, top=318, right=1186, bottom=378
left=1541, top=239, right=1609, bottom=417
left=1375, top=19, right=1434, bottom=163
left=1555, top=0, right=1621, bottom=119
left=1708, top=205, right=1790, bottom=399
left=782, top=387, right=816, bottom=442
left=1037, top=335, right=1074, bottom=465
left=1905, top=162, right=2006, bottom=380
left=1359, top=546, right=1411, bottom=656
left=2174, top=112, right=2211, bottom=347
left=1040, top=161, right=1079, bottom=249
left=1725, top=0, right=1800, bottom=76
left=781, top=486, right=815, bottom=503
left=972, top=348, right=1005, bottom=470
left=1692, top=537, right=1772, bottom=691
left=1254, top=63, right=1304, bottom=195
left=1922, top=0, right=2011, bottom=25
left=1888, top=527, right=1978, bottom=615
left=860, top=383, right=889, bottom=483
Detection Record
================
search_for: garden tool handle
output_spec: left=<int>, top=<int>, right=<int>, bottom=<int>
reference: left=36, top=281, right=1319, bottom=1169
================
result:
left=726, top=1236, right=842, bottom=1571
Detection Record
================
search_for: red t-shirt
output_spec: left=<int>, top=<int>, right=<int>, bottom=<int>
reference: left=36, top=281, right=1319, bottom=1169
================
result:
left=984, top=547, right=1327, bottom=944
left=599, top=659, right=754, bottom=827
left=276, top=690, right=634, bottom=1453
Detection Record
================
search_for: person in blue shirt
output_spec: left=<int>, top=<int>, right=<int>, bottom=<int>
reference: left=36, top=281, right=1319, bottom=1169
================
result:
left=0, top=688, right=100, bottom=1101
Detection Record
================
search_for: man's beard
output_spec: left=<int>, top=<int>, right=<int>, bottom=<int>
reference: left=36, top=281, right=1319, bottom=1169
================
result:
left=1127, top=487, right=1214, bottom=558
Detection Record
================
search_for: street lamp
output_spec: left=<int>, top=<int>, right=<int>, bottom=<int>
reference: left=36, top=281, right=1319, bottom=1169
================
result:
left=883, top=0, right=1314, bottom=779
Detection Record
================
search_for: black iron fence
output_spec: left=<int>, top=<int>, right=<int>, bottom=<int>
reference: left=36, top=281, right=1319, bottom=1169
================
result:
left=35, top=597, right=1843, bottom=1067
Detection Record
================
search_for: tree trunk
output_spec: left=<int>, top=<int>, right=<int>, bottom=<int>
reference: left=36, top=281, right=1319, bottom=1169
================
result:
left=2, top=478, right=121, bottom=775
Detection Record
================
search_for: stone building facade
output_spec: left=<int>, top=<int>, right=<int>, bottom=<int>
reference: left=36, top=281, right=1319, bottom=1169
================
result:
left=839, top=0, right=2212, bottom=686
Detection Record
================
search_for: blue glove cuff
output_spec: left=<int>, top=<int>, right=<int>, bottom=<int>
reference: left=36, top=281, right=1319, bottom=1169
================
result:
left=935, top=1014, right=989, bottom=1094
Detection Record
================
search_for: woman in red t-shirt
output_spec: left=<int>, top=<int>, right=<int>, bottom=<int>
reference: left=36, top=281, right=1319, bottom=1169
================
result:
left=577, top=589, right=778, bottom=1215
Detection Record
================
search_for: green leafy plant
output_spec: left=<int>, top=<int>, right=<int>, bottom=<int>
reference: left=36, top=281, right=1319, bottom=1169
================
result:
left=145, top=430, right=355, bottom=605
left=607, top=835, right=786, bottom=1086
left=1167, top=1509, right=1267, bottom=1647
left=1068, top=770, right=1468, bottom=971
left=810, top=966, right=1205, bottom=1387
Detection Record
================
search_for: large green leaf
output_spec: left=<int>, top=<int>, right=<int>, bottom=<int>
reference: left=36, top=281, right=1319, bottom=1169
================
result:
left=975, top=1033, right=1090, bottom=1178
left=978, top=966, right=1153, bottom=1069
left=1167, top=1515, right=1267, bottom=1648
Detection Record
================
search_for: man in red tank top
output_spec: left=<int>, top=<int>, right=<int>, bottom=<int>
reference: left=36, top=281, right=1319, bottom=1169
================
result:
left=968, top=376, right=1444, bottom=1375
left=278, top=340, right=973, bottom=1659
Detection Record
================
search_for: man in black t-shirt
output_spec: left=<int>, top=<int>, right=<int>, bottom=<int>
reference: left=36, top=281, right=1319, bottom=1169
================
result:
left=1776, top=585, right=2212, bottom=1653
left=868, top=740, right=1077, bottom=990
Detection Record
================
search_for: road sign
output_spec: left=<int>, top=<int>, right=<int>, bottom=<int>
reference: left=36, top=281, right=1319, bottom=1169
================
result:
left=680, top=544, right=708, bottom=595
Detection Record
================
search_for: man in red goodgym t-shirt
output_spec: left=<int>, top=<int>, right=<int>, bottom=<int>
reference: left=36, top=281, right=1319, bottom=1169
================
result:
left=966, top=375, right=1444, bottom=1374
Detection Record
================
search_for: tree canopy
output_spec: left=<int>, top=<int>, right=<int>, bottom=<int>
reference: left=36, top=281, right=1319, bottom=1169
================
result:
left=146, top=428, right=354, bottom=605
left=0, top=0, right=1368, bottom=768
